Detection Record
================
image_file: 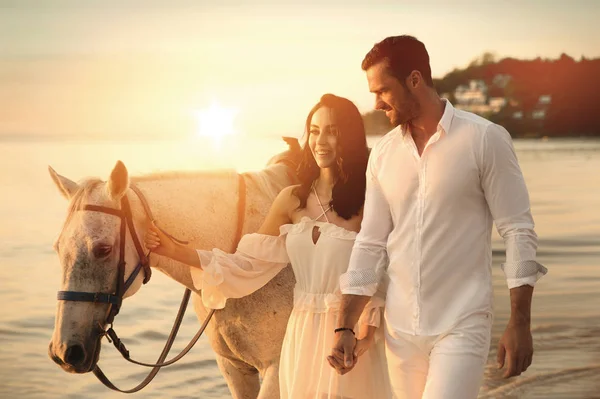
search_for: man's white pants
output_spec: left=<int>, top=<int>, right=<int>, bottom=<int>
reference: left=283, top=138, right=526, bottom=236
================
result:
left=384, top=313, right=492, bottom=399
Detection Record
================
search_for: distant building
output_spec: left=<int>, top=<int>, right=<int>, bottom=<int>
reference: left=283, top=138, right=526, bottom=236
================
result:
left=531, top=95, right=552, bottom=120
left=454, top=80, right=487, bottom=105
left=492, top=74, right=512, bottom=88
left=489, top=97, right=508, bottom=113
left=453, top=80, right=509, bottom=115
left=538, top=95, right=552, bottom=105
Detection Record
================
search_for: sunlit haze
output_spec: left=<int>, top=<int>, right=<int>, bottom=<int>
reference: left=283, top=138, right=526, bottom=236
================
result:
left=194, top=101, right=238, bottom=149
left=1, top=0, right=599, bottom=141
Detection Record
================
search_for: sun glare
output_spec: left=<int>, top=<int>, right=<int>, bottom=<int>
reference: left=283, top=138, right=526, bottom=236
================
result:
left=194, top=101, right=238, bottom=147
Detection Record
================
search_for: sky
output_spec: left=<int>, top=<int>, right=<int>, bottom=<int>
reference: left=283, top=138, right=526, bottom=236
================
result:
left=1, top=0, right=599, bottom=140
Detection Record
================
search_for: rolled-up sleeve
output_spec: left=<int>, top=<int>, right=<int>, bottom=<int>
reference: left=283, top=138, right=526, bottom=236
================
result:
left=357, top=274, right=389, bottom=328
left=340, top=147, right=393, bottom=297
left=481, top=124, right=548, bottom=289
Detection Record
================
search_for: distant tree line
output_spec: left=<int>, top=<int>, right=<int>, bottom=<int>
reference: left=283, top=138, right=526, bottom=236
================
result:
left=361, top=53, right=600, bottom=137
left=362, top=109, right=393, bottom=137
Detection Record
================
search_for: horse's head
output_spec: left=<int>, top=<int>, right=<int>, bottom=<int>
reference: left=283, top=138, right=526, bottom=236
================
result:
left=47, top=161, right=147, bottom=373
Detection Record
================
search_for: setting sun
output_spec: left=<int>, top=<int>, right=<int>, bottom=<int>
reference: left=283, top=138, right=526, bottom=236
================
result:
left=194, top=102, right=238, bottom=147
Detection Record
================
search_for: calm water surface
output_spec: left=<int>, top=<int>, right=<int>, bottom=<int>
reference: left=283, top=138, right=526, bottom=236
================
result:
left=0, top=137, right=599, bottom=398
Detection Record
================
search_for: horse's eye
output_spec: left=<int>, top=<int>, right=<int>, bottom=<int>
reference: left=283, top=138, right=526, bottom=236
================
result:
left=93, top=244, right=112, bottom=258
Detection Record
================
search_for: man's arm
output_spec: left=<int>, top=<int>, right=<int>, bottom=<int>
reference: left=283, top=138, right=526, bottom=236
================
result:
left=480, top=124, right=547, bottom=378
left=497, top=285, right=534, bottom=377
left=337, top=295, right=371, bottom=333
left=329, top=150, right=393, bottom=373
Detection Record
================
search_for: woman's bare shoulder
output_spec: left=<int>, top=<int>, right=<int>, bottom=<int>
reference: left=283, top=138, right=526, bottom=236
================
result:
left=279, top=184, right=301, bottom=197
left=272, top=184, right=302, bottom=214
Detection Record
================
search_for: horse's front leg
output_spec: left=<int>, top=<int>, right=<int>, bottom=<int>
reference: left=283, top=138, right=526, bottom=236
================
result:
left=258, top=364, right=280, bottom=399
left=215, top=354, right=261, bottom=399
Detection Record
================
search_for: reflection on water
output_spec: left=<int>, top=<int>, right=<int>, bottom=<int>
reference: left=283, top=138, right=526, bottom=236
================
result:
left=0, top=137, right=599, bottom=398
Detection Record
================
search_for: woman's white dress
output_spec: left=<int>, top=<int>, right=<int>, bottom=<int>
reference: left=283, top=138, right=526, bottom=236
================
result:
left=190, top=216, right=391, bottom=399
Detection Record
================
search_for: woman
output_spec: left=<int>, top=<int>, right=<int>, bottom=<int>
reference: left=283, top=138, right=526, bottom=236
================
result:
left=145, top=94, right=391, bottom=398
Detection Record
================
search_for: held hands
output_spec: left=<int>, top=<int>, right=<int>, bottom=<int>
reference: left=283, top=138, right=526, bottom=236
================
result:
left=144, top=223, right=177, bottom=258
left=496, top=320, right=534, bottom=378
left=328, top=330, right=357, bottom=375
left=327, top=330, right=374, bottom=375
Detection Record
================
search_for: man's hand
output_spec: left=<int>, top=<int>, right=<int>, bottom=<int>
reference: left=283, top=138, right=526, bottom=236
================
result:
left=496, top=321, right=533, bottom=378
left=327, top=330, right=357, bottom=375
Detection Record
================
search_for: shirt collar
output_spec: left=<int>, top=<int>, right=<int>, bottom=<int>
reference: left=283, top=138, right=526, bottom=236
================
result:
left=400, top=98, right=455, bottom=137
left=438, top=99, right=454, bottom=135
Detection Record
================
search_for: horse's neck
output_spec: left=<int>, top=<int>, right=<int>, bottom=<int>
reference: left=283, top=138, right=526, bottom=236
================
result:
left=130, top=165, right=290, bottom=291
left=129, top=172, right=238, bottom=291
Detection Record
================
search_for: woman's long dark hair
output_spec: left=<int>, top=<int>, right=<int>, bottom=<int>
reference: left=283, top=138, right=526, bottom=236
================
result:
left=293, top=94, right=369, bottom=220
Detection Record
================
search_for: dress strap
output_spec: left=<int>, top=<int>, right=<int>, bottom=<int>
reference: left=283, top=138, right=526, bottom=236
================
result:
left=312, top=185, right=332, bottom=223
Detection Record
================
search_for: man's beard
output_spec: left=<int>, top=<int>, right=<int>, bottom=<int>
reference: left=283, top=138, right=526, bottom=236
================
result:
left=389, top=98, right=419, bottom=127
left=389, top=111, right=404, bottom=127
left=389, top=108, right=411, bottom=127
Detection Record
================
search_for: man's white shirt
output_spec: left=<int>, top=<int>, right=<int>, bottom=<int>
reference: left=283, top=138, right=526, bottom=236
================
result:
left=341, top=100, right=547, bottom=335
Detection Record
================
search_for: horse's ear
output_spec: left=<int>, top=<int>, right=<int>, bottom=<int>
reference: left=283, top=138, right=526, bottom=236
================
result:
left=107, top=160, right=129, bottom=200
left=48, top=166, right=79, bottom=199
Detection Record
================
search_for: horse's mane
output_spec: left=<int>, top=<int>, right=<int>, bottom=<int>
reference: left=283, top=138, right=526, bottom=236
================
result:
left=132, top=163, right=294, bottom=202
left=65, top=161, right=294, bottom=207
left=67, top=179, right=104, bottom=213
left=57, top=162, right=294, bottom=241
left=243, top=163, right=295, bottom=201
left=132, top=169, right=234, bottom=183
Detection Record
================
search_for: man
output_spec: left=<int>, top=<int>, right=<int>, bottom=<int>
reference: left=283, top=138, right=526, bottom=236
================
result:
left=328, top=36, right=547, bottom=398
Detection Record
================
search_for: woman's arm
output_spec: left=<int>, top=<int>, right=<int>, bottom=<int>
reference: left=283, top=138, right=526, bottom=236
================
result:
left=354, top=325, right=377, bottom=357
left=256, top=185, right=297, bottom=236
left=145, top=185, right=299, bottom=268
left=144, top=229, right=202, bottom=267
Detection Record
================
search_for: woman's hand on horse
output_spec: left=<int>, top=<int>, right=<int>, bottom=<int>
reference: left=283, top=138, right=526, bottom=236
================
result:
left=145, top=223, right=176, bottom=258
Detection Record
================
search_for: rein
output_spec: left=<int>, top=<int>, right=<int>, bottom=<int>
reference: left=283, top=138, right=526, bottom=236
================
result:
left=57, top=173, right=247, bottom=393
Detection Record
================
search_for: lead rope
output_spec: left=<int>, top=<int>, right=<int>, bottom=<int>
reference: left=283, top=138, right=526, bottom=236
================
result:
left=92, top=175, right=247, bottom=393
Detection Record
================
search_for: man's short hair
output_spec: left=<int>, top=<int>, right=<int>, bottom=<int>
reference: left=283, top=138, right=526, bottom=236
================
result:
left=362, top=35, right=434, bottom=87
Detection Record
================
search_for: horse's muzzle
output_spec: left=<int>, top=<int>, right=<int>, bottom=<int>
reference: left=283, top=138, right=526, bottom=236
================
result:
left=48, top=335, right=102, bottom=374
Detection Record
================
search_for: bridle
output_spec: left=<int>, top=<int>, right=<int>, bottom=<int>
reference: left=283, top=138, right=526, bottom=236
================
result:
left=56, top=174, right=247, bottom=393
left=57, top=185, right=152, bottom=328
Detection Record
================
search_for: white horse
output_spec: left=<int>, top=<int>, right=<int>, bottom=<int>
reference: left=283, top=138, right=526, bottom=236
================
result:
left=47, top=149, right=299, bottom=398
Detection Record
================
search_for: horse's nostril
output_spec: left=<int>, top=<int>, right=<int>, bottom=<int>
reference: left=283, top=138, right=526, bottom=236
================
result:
left=48, top=342, right=63, bottom=365
left=64, top=344, right=86, bottom=367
